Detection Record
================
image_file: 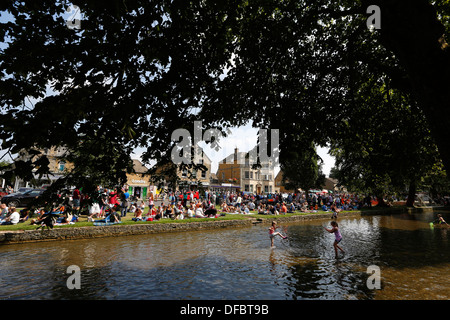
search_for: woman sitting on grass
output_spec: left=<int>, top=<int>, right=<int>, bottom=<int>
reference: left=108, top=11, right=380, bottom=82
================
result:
left=257, top=204, right=266, bottom=215
left=132, top=208, right=144, bottom=221
left=187, top=204, right=195, bottom=218
left=204, top=205, right=218, bottom=217
left=221, top=202, right=229, bottom=212
left=30, top=209, right=46, bottom=225
left=163, top=205, right=174, bottom=219
left=300, top=202, right=309, bottom=213
left=195, top=203, right=206, bottom=218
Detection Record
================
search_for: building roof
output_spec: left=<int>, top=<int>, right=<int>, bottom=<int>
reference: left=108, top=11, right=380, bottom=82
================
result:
left=132, top=159, right=149, bottom=174
left=219, top=146, right=270, bottom=165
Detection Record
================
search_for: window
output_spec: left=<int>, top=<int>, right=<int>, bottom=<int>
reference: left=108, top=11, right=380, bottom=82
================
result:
left=250, top=185, right=253, bottom=192
left=58, top=161, right=65, bottom=171
left=264, top=186, right=269, bottom=193
left=269, top=185, right=273, bottom=193
left=245, top=184, right=249, bottom=192
left=182, top=169, right=188, bottom=177
left=201, top=170, right=206, bottom=178
left=244, top=171, right=249, bottom=179
left=250, top=172, right=253, bottom=179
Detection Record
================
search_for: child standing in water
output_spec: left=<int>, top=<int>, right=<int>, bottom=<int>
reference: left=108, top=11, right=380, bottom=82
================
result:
left=269, top=220, right=287, bottom=248
left=324, top=221, right=345, bottom=257
left=437, top=214, right=448, bottom=225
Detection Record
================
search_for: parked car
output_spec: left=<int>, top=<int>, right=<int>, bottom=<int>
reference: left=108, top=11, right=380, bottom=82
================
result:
left=1, top=189, right=46, bottom=207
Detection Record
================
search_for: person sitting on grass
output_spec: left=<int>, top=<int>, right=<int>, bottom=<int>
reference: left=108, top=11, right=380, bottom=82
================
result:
left=174, top=203, right=185, bottom=220
left=204, top=205, right=218, bottom=217
left=269, top=205, right=278, bottom=215
left=257, top=204, right=266, bottom=215
left=56, top=210, right=74, bottom=225
left=174, top=207, right=185, bottom=220
left=330, top=203, right=341, bottom=219
left=300, top=202, right=309, bottom=213
left=105, top=206, right=121, bottom=223
left=187, top=204, right=195, bottom=218
left=18, top=209, right=30, bottom=223
left=132, top=208, right=144, bottom=221
left=195, top=203, right=206, bottom=218
left=221, top=202, right=229, bottom=212
left=288, top=203, right=296, bottom=213
left=280, top=203, right=288, bottom=215
left=1, top=207, right=20, bottom=225
left=30, top=209, right=46, bottom=225
left=164, top=205, right=174, bottom=219
left=147, top=206, right=157, bottom=219
left=0, top=203, right=8, bottom=222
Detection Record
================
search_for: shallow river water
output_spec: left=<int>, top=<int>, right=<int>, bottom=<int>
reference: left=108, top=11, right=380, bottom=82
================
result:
left=0, top=211, right=449, bottom=300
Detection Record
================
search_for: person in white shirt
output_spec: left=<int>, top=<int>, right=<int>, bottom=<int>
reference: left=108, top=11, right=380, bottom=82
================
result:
left=194, top=204, right=206, bottom=218
left=2, top=207, right=20, bottom=225
left=187, top=204, right=195, bottom=218
left=235, top=195, right=242, bottom=208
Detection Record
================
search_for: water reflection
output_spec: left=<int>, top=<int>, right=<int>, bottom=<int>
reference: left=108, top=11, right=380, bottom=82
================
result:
left=0, top=211, right=449, bottom=300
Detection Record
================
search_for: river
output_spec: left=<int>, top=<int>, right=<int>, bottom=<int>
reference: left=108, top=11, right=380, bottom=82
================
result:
left=0, top=211, right=449, bottom=300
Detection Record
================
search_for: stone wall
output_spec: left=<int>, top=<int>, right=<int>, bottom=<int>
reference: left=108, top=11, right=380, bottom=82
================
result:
left=0, top=219, right=255, bottom=244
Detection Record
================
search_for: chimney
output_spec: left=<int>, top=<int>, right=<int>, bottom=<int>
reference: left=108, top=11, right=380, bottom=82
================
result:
left=234, top=147, right=239, bottom=162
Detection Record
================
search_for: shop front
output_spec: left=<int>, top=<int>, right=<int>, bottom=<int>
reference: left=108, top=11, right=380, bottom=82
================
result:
left=126, top=175, right=152, bottom=200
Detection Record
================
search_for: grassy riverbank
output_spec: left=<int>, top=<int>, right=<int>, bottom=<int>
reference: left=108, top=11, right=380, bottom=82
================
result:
left=1, top=204, right=441, bottom=233
left=0, top=205, right=445, bottom=244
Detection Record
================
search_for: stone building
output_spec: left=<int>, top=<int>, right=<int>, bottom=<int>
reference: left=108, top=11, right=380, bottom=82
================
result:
left=125, top=159, right=154, bottom=199
left=215, top=147, right=275, bottom=194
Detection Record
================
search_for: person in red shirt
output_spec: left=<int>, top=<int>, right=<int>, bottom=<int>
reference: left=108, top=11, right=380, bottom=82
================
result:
left=280, top=203, right=288, bottom=215
left=72, top=188, right=81, bottom=211
left=109, top=189, right=118, bottom=207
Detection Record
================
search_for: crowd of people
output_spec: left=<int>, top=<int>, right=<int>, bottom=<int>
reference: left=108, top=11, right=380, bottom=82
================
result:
left=0, top=182, right=446, bottom=228
left=109, top=188, right=383, bottom=222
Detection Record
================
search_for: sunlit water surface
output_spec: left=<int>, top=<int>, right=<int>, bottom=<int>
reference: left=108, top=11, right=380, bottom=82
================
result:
left=0, top=211, right=449, bottom=300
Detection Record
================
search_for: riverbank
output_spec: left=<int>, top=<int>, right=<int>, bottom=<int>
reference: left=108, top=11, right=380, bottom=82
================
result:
left=0, top=206, right=446, bottom=244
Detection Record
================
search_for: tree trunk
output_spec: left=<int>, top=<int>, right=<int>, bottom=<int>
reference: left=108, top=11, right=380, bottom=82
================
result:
left=406, top=180, right=417, bottom=207
left=368, top=0, right=450, bottom=175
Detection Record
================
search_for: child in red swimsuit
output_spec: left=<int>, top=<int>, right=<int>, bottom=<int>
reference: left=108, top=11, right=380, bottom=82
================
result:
left=269, top=221, right=287, bottom=247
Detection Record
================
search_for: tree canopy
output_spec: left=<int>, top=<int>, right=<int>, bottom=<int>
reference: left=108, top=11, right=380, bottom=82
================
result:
left=0, top=0, right=449, bottom=204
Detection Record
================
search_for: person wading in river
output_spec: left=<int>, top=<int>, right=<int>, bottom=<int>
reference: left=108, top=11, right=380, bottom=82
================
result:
left=324, top=221, right=345, bottom=258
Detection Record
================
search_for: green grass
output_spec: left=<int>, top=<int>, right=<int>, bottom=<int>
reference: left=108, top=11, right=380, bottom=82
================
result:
left=0, top=205, right=401, bottom=232
left=0, top=206, right=253, bottom=232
